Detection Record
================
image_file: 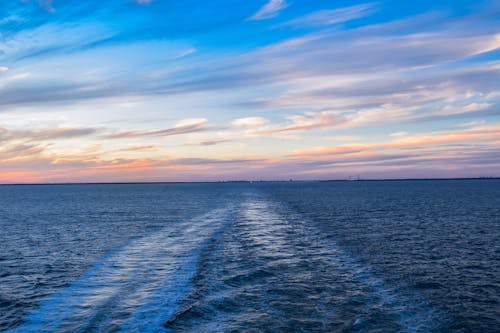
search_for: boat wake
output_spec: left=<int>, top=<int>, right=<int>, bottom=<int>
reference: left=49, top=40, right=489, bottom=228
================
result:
left=9, top=206, right=236, bottom=333
left=10, top=192, right=450, bottom=332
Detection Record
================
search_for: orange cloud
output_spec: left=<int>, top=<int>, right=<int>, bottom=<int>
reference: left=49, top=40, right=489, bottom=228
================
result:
left=293, top=125, right=500, bottom=158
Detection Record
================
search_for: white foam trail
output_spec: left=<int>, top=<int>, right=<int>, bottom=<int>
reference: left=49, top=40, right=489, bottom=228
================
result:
left=9, top=207, right=234, bottom=333
left=10, top=195, right=445, bottom=333
left=241, top=196, right=443, bottom=333
left=120, top=209, right=234, bottom=333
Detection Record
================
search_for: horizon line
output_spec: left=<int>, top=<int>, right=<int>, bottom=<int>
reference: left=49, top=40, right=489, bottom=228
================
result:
left=1, top=176, right=499, bottom=186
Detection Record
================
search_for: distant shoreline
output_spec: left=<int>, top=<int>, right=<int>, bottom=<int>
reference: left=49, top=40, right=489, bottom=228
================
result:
left=1, top=177, right=499, bottom=186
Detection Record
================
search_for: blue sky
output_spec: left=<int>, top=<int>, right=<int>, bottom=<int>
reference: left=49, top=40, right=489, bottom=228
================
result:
left=0, top=0, right=499, bottom=182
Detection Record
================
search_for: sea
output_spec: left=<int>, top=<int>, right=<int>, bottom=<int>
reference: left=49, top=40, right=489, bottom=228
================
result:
left=0, top=180, right=498, bottom=332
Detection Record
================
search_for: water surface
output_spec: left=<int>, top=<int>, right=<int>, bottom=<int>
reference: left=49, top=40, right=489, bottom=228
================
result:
left=0, top=181, right=498, bottom=332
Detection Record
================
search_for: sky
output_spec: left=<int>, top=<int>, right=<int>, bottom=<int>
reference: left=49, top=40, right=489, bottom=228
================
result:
left=0, top=0, right=499, bottom=183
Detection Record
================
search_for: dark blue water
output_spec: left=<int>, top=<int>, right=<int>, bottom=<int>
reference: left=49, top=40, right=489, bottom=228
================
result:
left=0, top=181, right=498, bottom=332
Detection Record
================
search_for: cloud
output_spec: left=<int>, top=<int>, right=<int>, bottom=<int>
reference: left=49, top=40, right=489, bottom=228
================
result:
left=165, top=157, right=266, bottom=166
left=246, top=63, right=500, bottom=128
left=251, top=29, right=500, bottom=79
left=390, top=132, right=408, bottom=137
left=228, top=112, right=346, bottom=138
left=105, top=118, right=209, bottom=139
left=118, top=144, right=159, bottom=152
left=175, top=48, right=196, bottom=59
left=0, top=153, right=275, bottom=183
left=1, top=9, right=498, bottom=128
left=268, top=112, right=343, bottom=133
left=249, top=0, right=288, bottom=20
left=2, top=138, right=499, bottom=183
left=292, top=124, right=500, bottom=159
left=0, top=125, right=97, bottom=142
left=244, top=111, right=346, bottom=136
left=1, top=123, right=500, bottom=183
left=26, top=127, right=98, bottom=141
left=0, top=125, right=99, bottom=172
left=281, top=3, right=375, bottom=28
left=195, top=139, right=231, bottom=146
left=462, top=103, right=491, bottom=112
left=232, top=117, right=269, bottom=128
left=0, top=143, right=45, bottom=161
left=191, top=112, right=345, bottom=144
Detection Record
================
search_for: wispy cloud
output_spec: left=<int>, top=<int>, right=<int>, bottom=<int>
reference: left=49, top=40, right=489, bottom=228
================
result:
left=105, top=118, right=209, bottom=139
left=0, top=125, right=97, bottom=142
left=230, top=111, right=354, bottom=136
left=261, top=112, right=344, bottom=134
left=118, top=144, right=159, bottom=152
left=281, top=3, right=375, bottom=28
left=249, top=0, right=288, bottom=20
left=194, top=139, right=231, bottom=146
left=0, top=143, right=46, bottom=160
left=292, top=124, right=500, bottom=159
left=232, top=117, right=270, bottom=128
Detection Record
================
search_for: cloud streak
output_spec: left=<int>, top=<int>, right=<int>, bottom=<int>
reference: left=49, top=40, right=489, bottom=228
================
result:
left=292, top=125, right=500, bottom=159
left=105, top=119, right=209, bottom=139
left=281, top=3, right=375, bottom=28
left=249, top=0, right=288, bottom=20
left=0, top=126, right=97, bottom=142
